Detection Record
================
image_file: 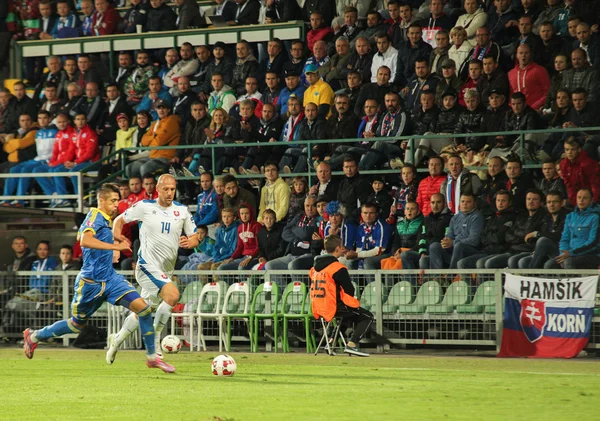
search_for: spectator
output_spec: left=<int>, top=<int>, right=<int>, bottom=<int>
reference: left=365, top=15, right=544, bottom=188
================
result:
left=548, top=188, right=600, bottom=269
left=126, top=99, right=180, bottom=178
left=223, top=174, right=257, bottom=215
left=384, top=0, right=402, bottom=44
left=256, top=209, right=287, bottom=268
left=218, top=204, right=260, bottom=270
left=281, top=40, right=307, bottom=78
left=2, top=110, right=57, bottom=207
left=497, top=92, right=543, bottom=158
left=0, top=88, right=18, bottom=136
left=0, top=114, right=38, bottom=179
left=112, top=52, right=134, bottom=94
left=12, top=82, right=37, bottom=122
left=137, top=75, right=172, bottom=120
left=459, top=27, right=502, bottom=79
left=60, top=83, right=84, bottom=118
left=342, top=202, right=391, bottom=269
left=170, top=76, right=195, bottom=130
left=504, top=156, right=535, bottom=211
left=538, top=21, right=564, bottom=74
left=478, top=156, right=508, bottom=217
left=395, top=23, right=433, bottom=88
left=212, top=0, right=237, bottom=22
left=416, top=156, right=446, bottom=216
left=38, top=82, right=64, bottom=119
left=288, top=176, right=308, bottom=221
left=261, top=65, right=285, bottom=104
left=80, top=0, right=97, bottom=37
left=324, top=93, right=360, bottom=150
left=559, top=136, right=600, bottom=207
left=560, top=48, right=600, bottom=105
left=401, top=192, right=451, bottom=269
left=98, top=84, right=134, bottom=145
left=431, top=88, right=463, bottom=143
left=198, top=44, right=231, bottom=99
left=207, top=72, right=236, bottom=116
left=229, top=0, right=260, bottom=26
left=276, top=68, right=306, bottom=116
left=276, top=97, right=305, bottom=169
left=164, top=43, right=200, bottom=95
left=337, top=155, right=373, bottom=222
left=543, top=56, right=569, bottom=113
left=533, top=0, right=565, bottom=35
left=194, top=172, right=219, bottom=226
left=120, top=0, right=148, bottom=34
left=264, top=195, right=318, bottom=273
left=174, top=0, right=203, bottom=30
left=506, top=15, right=544, bottom=62
left=520, top=190, right=568, bottom=268
left=303, top=64, right=335, bottom=119
left=430, top=31, right=451, bottom=75
left=353, top=10, right=385, bottom=49
left=197, top=208, right=240, bottom=271
left=345, top=36, right=374, bottom=89
left=574, top=23, right=600, bottom=68
left=456, top=189, right=517, bottom=269
left=405, top=58, right=440, bottom=112
left=357, top=98, right=380, bottom=141
left=481, top=89, right=511, bottom=158
left=37, top=0, right=59, bottom=44
left=370, top=33, right=398, bottom=84
left=124, top=51, right=155, bottom=106
left=306, top=12, right=334, bottom=53
left=440, top=155, right=482, bottom=214
left=34, top=56, right=67, bottom=104
left=321, top=37, right=352, bottom=91
left=487, top=0, right=519, bottom=47
left=448, top=26, right=473, bottom=72
left=485, top=189, right=546, bottom=268
left=479, top=55, right=510, bottom=106
left=391, top=164, right=419, bottom=221
left=309, top=161, right=339, bottom=199
left=455, top=88, right=486, bottom=151
left=240, top=103, right=282, bottom=174
left=231, top=75, right=264, bottom=119
left=3, top=236, right=35, bottom=274
left=455, top=0, right=488, bottom=42
left=47, top=0, right=80, bottom=39
left=158, top=48, right=180, bottom=83
left=538, top=160, right=567, bottom=199
left=257, top=162, right=290, bottom=223
left=224, top=99, right=259, bottom=170
left=355, top=65, right=392, bottom=116
left=420, top=0, right=455, bottom=48
left=367, top=175, right=394, bottom=221
left=146, top=0, right=177, bottom=32
left=508, top=44, right=551, bottom=110
left=458, top=59, right=483, bottom=107
left=312, top=201, right=357, bottom=254
left=74, top=54, right=103, bottom=92
left=231, top=40, right=259, bottom=97
left=407, top=90, right=440, bottom=164
left=361, top=91, right=410, bottom=170
left=428, top=192, right=484, bottom=269
left=92, top=0, right=120, bottom=36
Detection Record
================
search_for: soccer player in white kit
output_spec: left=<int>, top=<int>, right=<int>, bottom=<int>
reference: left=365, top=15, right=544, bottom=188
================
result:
left=107, top=174, right=199, bottom=363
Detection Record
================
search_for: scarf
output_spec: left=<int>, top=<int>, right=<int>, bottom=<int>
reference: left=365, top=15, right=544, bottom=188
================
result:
left=446, top=172, right=463, bottom=214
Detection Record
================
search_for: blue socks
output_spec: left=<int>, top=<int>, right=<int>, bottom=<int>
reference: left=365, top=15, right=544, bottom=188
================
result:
left=35, top=319, right=81, bottom=342
left=137, top=306, right=156, bottom=356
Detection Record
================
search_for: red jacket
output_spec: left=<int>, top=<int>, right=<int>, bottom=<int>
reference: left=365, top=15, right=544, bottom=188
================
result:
left=458, top=78, right=479, bottom=108
left=49, top=127, right=77, bottom=167
left=74, top=125, right=101, bottom=164
left=92, top=6, right=121, bottom=36
left=508, top=62, right=550, bottom=110
left=307, top=27, right=333, bottom=52
left=231, top=221, right=261, bottom=259
left=560, top=150, right=600, bottom=207
left=416, top=174, right=446, bottom=216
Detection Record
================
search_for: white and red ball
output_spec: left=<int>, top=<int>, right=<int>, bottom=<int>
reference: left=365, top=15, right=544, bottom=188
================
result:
left=161, top=335, right=182, bottom=354
left=212, top=354, right=237, bottom=377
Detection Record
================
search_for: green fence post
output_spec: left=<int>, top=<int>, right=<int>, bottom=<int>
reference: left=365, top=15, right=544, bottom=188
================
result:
left=519, top=133, right=524, bottom=162
left=211, top=144, right=216, bottom=174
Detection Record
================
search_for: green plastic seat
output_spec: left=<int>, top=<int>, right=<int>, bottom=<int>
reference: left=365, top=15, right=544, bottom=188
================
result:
left=179, top=281, right=202, bottom=304
left=456, top=281, right=496, bottom=314
left=280, top=282, right=314, bottom=353
left=397, top=281, right=442, bottom=314
left=351, top=281, right=361, bottom=300
left=223, top=281, right=252, bottom=352
left=382, top=281, right=414, bottom=314
left=251, top=282, right=280, bottom=353
left=426, top=281, right=470, bottom=314
left=360, top=282, right=388, bottom=312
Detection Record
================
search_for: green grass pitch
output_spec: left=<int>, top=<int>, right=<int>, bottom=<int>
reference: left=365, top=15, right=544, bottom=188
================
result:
left=1, top=349, right=599, bottom=420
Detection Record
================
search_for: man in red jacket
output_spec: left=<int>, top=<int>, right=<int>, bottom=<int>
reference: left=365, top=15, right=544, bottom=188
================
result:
left=416, top=155, right=446, bottom=216
left=217, top=204, right=261, bottom=270
left=92, top=0, right=121, bottom=36
left=49, top=112, right=101, bottom=207
left=508, top=44, right=550, bottom=111
left=560, top=137, right=600, bottom=207
left=34, top=113, right=76, bottom=202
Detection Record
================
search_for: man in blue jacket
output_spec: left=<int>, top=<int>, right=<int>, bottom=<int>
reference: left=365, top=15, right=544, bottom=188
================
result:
left=428, top=192, right=484, bottom=269
left=194, top=172, right=219, bottom=226
left=197, top=208, right=240, bottom=272
left=551, top=188, right=600, bottom=269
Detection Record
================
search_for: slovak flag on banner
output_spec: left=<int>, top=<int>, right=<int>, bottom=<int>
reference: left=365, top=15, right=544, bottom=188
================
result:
left=498, top=274, right=598, bottom=358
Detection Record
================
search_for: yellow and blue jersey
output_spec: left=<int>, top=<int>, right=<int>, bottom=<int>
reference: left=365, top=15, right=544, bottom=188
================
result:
left=77, top=208, right=117, bottom=282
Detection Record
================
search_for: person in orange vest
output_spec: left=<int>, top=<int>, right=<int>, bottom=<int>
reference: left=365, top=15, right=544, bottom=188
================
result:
left=310, top=234, right=374, bottom=357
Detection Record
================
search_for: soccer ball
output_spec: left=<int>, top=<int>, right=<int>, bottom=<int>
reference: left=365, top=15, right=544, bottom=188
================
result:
left=212, top=354, right=237, bottom=377
left=161, top=335, right=181, bottom=354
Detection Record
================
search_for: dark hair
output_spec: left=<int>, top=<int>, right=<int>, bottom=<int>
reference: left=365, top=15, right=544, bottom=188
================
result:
left=525, top=188, right=545, bottom=202
left=408, top=22, right=422, bottom=30
left=361, top=201, right=380, bottom=212
left=98, top=183, right=120, bottom=199
left=402, top=163, right=417, bottom=175
left=577, top=188, right=593, bottom=199
left=571, top=87, right=587, bottom=97
left=37, top=110, right=52, bottom=117
left=468, top=59, right=483, bottom=68
left=142, top=173, right=155, bottom=181
left=495, top=189, right=511, bottom=201
left=60, top=244, right=73, bottom=252
left=511, top=92, right=526, bottom=101
left=36, top=240, right=50, bottom=248
left=264, top=161, right=279, bottom=171
left=200, top=171, right=214, bottom=181
left=506, top=156, right=522, bottom=168
left=546, top=189, right=564, bottom=201
left=429, top=155, right=444, bottom=166
left=460, top=192, right=476, bottom=200
left=222, top=174, right=237, bottom=185
left=342, top=154, right=357, bottom=164
left=197, top=224, right=209, bottom=233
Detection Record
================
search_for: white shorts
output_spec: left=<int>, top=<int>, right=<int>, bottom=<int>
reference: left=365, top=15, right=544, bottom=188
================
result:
left=135, top=261, right=173, bottom=301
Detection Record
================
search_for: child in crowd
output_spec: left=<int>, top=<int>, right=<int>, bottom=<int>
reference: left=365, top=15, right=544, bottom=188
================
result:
left=390, top=164, right=419, bottom=223
left=256, top=209, right=287, bottom=269
left=367, top=175, right=393, bottom=222
left=218, top=205, right=260, bottom=271
left=197, top=208, right=240, bottom=275
left=287, top=176, right=308, bottom=221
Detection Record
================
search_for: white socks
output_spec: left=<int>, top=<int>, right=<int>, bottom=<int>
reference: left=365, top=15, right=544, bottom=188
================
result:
left=114, top=312, right=139, bottom=347
left=154, top=302, right=173, bottom=339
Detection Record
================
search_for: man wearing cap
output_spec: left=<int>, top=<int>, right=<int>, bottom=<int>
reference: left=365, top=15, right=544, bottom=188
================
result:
left=98, top=84, right=134, bottom=145
left=508, top=43, right=550, bottom=110
left=126, top=100, right=180, bottom=178
left=434, top=58, right=463, bottom=106
left=303, top=64, right=335, bottom=119
left=276, top=68, right=306, bottom=116
left=136, top=75, right=172, bottom=120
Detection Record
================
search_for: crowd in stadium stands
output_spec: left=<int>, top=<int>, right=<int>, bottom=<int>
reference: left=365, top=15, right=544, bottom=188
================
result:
left=2, top=0, right=600, bottom=276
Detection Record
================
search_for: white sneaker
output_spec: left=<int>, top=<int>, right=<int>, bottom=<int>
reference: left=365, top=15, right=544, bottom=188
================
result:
left=155, top=341, right=163, bottom=358
left=106, top=334, right=118, bottom=365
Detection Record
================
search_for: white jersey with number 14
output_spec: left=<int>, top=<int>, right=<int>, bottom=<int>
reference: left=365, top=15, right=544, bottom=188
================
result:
left=123, top=200, right=196, bottom=273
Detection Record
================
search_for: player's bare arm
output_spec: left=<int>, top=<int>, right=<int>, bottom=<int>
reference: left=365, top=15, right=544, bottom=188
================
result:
left=179, top=232, right=200, bottom=249
left=112, top=214, right=132, bottom=246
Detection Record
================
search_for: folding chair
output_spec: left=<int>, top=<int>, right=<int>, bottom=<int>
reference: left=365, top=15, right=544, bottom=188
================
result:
left=314, top=316, right=347, bottom=356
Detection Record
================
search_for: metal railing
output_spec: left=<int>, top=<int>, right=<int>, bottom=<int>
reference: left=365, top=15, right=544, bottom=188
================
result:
left=76, top=1, right=217, bottom=18
left=1, top=269, right=598, bottom=353
left=13, top=20, right=305, bottom=79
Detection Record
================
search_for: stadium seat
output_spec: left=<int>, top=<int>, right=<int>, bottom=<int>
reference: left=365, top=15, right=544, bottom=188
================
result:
left=196, top=281, right=227, bottom=352
left=382, top=281, right=414, bottom=314
left=224, top=281, right=263, bottom=352
left=397, top=281, right=442, bottom=314
left=360, top=282, right=389, bottom=312
left=170, top=281, right=207, bottom=350
left=281, top=281, right=314, bottom=353
left=251, top=281, right=281, bottom=353
left=351, top=281, right=361, bottom=300
left=178, top=281, right=202, bottom=304
left=426, top=281, right=470, bottom=314
left=455, top=281, right=497, bottom=314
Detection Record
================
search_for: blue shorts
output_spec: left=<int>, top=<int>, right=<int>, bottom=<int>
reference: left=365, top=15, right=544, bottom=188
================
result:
left=71, top=272, right=139, bottom=323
